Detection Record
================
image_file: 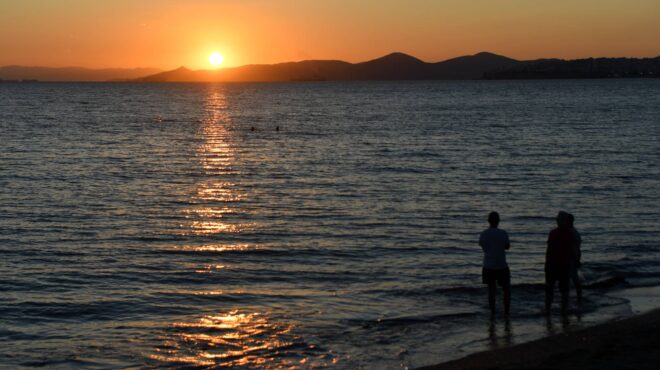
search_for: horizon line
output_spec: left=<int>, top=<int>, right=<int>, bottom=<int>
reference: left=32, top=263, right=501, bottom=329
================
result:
left=3, top=51, right=660, bottom=72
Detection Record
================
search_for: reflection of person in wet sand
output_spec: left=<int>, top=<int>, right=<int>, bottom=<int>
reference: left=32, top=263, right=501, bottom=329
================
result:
left=545, top=211, right=577, bottom=315
left=488, top=318, right=513, bottom=349
left=479, top=212, right=511, bottom=316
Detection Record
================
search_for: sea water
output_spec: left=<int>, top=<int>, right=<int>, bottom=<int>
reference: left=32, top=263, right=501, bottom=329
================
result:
left=1, top=80, right=659, bottom=369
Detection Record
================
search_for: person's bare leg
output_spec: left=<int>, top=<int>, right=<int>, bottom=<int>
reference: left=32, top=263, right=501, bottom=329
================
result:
left=503, top=285, right=511, bottom=316
left=488, top=282, right=497, bottom=314
left=572, top=270, right=582, bottom=303
left=560, top=289, right=569, bottom=315
left=545, top=283, right=553, bottom=314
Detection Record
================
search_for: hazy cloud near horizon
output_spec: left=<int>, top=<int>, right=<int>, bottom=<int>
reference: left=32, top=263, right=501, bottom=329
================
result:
left=1, top=0, right=659, bottom=69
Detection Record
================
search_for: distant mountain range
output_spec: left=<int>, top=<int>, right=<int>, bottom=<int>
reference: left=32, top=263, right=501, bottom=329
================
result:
left=136, top=52, right=518, bottom=82
left=2, top=52, right=659, bottom=82
left=483, top=56, right=660, bottom=79
left=0, top=66, right=162, bottom=82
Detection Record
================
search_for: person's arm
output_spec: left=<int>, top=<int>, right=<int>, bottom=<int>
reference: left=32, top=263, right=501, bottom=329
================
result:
left=505, top=232, right=511, bottom=250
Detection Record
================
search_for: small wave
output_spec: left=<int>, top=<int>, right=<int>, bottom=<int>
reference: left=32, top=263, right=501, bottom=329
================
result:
left=2, top=300, right=190, bottom=323
left=19, top=358, right=132, bottom=369
left=152, top=290, right=303, bottom=304
left=407, top=150, right=443, bottom=158
left=0, top=329, right=44, bottom=341
left=584, top=276, right=628, bottom=289
left=362, top=166, right=434, bottom=174
left=373, top=282, right=546, bottom=299
left=159, top=244, right=362, bottom=259
left=349, top=310, right=480, bottom=329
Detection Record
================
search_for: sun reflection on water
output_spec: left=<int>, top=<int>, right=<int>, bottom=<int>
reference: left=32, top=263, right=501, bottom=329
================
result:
left=194, top=264, right=227, bottom=274
left=180, top=86, right=253, bottom=236
left=172, top=244, right=256, bottom=253
left=152, top=87, right=317, bottom=368
left=153, top=88, right=324, bottom=368
left=187, top=220, right=253, bottom=235
left=151, top=311, right=312, bottom=369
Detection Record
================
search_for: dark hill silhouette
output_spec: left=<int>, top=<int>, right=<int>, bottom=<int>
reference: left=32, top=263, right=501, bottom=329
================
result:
left=138, top=60, right=354, bottom=82
left=351, top=52, right=428, bottom=80
left=138, top=66, right=199, bottom=82
left=134, top=52, right=519, bottom=82
left=432, top=52, right=519, bottom=79
left=0, top=66, right=162, bottom=82
left=484, top=56, right=660, bottom=79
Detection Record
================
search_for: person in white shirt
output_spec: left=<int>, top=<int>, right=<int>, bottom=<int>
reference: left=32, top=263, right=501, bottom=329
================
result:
left=479, top=212, right=511, bottom=315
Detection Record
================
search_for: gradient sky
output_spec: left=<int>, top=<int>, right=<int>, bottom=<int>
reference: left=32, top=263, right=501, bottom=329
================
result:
left=1, top=0, right=659, bottom=69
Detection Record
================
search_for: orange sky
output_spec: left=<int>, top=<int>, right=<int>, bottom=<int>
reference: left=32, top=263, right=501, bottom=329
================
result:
left=1, top=0, right=659, bottom=70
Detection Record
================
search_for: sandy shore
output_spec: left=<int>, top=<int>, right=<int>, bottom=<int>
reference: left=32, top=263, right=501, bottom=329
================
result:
left=417, top=308, right=660, bottom=370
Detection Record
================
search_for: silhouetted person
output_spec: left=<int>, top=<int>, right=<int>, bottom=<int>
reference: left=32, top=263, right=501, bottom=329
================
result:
left=545, top=211, right=577, bottom=315
left=567, top=213, right=582, bottom=302
left=276, top=125, right=280, bottom=131
left=250, top=126, right=255, bottom=131
left=479, top=212, right=511, bottom=315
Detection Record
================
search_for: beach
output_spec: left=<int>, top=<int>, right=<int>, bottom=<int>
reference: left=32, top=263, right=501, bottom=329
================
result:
left=418, top=308, right=660, bottom=370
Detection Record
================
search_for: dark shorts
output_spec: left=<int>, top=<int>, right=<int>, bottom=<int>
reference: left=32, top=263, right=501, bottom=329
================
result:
left=482, top=267, right=511, bottom=287
left=545, top=266, right=570, bottom=292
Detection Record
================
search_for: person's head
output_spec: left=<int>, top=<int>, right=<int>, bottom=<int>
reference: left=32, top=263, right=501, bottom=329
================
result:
left=567, top=213, right=575, bottom=228
left=488, top=211, right=500, bottom=227
left=556, top=211, right=570, bottom=228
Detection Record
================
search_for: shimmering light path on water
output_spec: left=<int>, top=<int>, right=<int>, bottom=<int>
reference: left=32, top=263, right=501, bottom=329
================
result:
left=1, top=80, right=659, bottom=369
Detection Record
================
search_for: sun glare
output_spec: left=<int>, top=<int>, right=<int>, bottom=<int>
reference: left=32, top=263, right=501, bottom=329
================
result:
left=209, top=52, right=224, bottom=67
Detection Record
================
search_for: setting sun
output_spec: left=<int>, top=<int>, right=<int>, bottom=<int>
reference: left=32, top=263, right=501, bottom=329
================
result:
left=209, top=52, right=224, bottom=67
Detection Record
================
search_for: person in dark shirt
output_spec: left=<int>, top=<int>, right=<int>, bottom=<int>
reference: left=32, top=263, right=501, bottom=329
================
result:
left=545, top=211, right=577, bottom=314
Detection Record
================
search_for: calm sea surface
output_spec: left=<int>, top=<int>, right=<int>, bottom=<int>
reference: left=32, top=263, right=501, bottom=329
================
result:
left=1, top=80, right=659, bottom=369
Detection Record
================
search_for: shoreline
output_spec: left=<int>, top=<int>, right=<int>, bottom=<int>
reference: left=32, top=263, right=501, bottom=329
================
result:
left=416, top=307, right=660, bottom=370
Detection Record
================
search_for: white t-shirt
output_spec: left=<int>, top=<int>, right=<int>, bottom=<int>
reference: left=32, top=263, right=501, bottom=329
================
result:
left=479, top=227, right=510, bottom=270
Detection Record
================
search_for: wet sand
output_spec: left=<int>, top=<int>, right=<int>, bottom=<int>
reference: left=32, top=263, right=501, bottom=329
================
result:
left=417, top=308, right=660, bottom=370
